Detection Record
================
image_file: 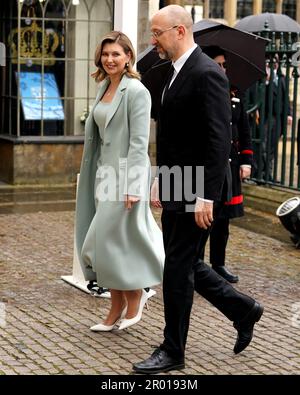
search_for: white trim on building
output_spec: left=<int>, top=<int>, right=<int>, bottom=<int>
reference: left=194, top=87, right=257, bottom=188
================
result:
left=114, top=0, right=139, bottom=55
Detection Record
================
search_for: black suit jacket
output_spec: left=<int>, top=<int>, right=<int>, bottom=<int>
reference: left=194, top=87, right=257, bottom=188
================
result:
left=156, top=46, right=232, bottom=210
left=265, top=75, right=291, bottom=133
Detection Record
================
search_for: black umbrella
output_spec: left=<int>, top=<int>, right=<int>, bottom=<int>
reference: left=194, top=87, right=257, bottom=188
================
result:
left=193, top=20, right=268, bottom=91
left=234, top=12, right=300, bottom=35
left=137, top=20, right=268, bottom=117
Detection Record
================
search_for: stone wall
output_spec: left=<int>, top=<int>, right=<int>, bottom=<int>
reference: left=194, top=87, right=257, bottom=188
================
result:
left=0, top=136, right=84, bottom=185
left=138, top=0, right=154, bottom=54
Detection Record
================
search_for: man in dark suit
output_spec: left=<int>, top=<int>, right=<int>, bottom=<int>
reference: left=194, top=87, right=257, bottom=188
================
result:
left=262, top=56, right=292, bottom=181
left=133, top=5, right=263, bottom=374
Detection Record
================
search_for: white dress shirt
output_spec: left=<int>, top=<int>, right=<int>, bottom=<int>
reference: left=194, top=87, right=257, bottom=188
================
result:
left=168, top=43, right=198, bottom=87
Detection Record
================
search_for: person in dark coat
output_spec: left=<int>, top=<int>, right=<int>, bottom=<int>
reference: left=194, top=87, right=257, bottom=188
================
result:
left=248, top=55, right=292, bottom=183
left=262, top=55, right=292, bottom=181
left=133, top=5, right=263, bottom=375
left=200, top=46, right=253, bottom=283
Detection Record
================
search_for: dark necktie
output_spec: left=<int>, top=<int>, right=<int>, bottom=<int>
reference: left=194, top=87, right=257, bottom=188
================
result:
left=162, top=65, right=175, bottom=103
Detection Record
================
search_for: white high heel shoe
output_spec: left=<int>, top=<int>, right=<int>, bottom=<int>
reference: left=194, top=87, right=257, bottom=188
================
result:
left=90, top=305, right=127, bottom=332
left=118, top=290, right=150, bottom=330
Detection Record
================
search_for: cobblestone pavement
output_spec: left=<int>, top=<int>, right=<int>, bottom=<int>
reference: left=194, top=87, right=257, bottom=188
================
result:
left=0, top=209, right=299, bottom=375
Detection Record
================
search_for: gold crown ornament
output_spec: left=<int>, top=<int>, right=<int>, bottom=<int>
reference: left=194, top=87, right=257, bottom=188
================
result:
left=8, top=19, right=59, bottom=66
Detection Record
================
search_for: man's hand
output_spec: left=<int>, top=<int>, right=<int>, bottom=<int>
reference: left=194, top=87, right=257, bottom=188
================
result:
left=125, top=195, right=140, bottom=210
left=194, top=199, right=213, bottom=229
left=150, top=178, right=162, bottom=208
left=240, top=165, right=251, bottom=180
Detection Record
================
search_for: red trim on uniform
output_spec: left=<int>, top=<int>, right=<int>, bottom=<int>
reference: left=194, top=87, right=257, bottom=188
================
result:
left=241, top=150, right=253, bottom=155
left=225, top=195, right=243, bottom=205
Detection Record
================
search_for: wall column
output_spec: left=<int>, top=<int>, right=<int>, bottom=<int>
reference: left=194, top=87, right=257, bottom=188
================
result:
left=253, top=0, right=262, bottom=14
left=165, top=0, right=184, bottom=5
left=297, top=0, right=300, bottom=23
left=276, top=0, right=283, bottom=14
left=113, top=0, right=138, bottom=55
left=203, top=0, right=210, bottom=19
left=225, top=0, right=237, bottom=26
left=0, top=42, right=5, bottom=66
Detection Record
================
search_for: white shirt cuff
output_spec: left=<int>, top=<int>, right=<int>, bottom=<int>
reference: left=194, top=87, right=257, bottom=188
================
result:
left=197, top=197, right=213, bottom=203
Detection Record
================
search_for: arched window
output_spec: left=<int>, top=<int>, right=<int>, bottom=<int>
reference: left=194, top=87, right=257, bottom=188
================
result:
left=237, top=0, right=253, bottom=19
left=282, top=0, right=296, bottom=20
left=0, top=0, right=113, bottom=137
left=209, top=0, right=224, bottom=19
left=262, top=0, right=276, bottom=13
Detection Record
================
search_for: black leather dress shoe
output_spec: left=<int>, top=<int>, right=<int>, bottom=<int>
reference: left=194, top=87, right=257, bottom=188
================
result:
left=233, top=302, right=264, bottom=354
left=212, top=265, right=239, bottom=283
left=132, top=348, right=185, bottom=374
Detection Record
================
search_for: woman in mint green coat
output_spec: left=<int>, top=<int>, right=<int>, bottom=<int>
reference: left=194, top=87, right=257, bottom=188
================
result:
left=75, top=32, right=164, bottom=332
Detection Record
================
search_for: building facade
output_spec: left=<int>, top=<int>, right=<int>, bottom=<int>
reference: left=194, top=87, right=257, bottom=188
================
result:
left=0, top=0, right=299, bottom=185
left=161, top=1, right=300, bottom=27
left=0, top=0, right=114, bottom=184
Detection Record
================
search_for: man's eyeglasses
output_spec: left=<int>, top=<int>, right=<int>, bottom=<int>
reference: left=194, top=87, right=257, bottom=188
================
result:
left=217, top=62, right=226, bottom=69
left=151, top=25, right=178, bottom=39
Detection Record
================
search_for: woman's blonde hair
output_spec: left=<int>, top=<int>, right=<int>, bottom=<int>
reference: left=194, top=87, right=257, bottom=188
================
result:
left=91, top=31, right=140, bottom=82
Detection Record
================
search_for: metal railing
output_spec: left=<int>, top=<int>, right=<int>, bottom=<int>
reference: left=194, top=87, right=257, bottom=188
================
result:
left=0, top=0, right=113, bottom=137
left=246, top=30, right=300, bottom=191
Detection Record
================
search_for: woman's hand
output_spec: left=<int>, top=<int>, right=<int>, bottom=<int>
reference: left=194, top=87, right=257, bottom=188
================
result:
left=125, top=195, right=140, bottom=210
left=150, top=178, right=162, bottom=208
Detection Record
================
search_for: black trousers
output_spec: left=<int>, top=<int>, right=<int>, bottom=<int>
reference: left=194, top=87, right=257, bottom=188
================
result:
left=209, top=216, right=230, bottom=267
left=160, top=209, right=255, bottom=359
left=198, top=216, right=230, bottom=266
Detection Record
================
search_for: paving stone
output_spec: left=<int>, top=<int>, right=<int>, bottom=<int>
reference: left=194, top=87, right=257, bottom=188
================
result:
left=0, top=210, right=299, bottom=375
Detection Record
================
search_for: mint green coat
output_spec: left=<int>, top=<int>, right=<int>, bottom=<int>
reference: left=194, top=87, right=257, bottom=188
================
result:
left=75, top=75, right=164, bottom=290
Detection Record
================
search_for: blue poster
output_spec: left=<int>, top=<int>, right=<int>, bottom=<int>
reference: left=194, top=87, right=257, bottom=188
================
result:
left=16, top=72, right=64, bottom=120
